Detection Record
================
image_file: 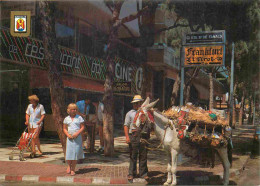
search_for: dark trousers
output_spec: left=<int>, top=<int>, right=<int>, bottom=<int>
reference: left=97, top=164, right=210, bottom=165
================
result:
left=86, top=122, right=95, bottom=153
left=128, top=134, right=148, bottom=177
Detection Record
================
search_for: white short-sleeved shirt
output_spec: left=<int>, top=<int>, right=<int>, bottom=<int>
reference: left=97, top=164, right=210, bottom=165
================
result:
left=124, top=109, right=137, bottom=134
left=26, top=104, right=46, bottom=128
left=97, top=102, right=104, bottom=121
left=63, top=115, right=84, bottom=134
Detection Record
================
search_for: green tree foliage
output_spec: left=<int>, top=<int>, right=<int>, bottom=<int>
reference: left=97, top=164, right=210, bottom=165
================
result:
left=164, top=0, right=259, bottom=116
left=166, top=0, right=259, bottom=88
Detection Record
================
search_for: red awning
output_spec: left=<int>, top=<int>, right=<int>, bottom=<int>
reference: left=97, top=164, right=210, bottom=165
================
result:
left=30, top=68, right=104, bottom=92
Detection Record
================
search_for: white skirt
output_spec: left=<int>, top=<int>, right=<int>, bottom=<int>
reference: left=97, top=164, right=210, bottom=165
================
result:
left=66, top=134, right=84, bottom=160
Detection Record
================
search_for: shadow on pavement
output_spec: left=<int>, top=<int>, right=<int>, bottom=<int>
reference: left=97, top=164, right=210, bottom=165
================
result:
left=147, top=170, right=225, bottom=185
left=76, top=167, right=100, bottom=174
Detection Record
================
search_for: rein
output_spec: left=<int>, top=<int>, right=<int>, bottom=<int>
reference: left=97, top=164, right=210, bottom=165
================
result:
left=140, top=125, right=169, bottom=151
left=134, top=108, right=175, bottom=151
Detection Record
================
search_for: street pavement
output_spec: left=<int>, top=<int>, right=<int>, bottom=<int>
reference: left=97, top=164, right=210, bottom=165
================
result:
left=0, top=125, right=256, bottom=185
left=229, top=138, right=260, bottom=186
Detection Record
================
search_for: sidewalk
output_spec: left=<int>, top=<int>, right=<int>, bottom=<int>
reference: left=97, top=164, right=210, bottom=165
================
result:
left=0, top=125, right=255, bottom=185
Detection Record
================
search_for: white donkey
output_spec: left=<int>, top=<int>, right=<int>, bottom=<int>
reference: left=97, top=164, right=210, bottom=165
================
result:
left=135, top=97, right=231, bottom=185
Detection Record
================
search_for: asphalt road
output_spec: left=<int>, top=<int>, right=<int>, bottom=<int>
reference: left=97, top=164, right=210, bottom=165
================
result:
left=230, top=141, right=260, bottom=186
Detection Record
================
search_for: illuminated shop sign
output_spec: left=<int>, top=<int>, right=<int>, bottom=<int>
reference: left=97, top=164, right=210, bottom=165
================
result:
left=184, top=45, right=224, bottom=66
left=0, top=27, right=141, bottom=94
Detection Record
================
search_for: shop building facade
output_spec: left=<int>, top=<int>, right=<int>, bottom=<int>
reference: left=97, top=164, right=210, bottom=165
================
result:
left=0, top=1, right=225, bottom=136
left=0, top=1, right=152, bottom=135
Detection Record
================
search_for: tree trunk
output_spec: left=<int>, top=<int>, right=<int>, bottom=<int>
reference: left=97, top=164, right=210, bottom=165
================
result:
left=102, top=1, right=152, bottom=156
left=103, top=35, right=117, bottom=157
left=248, top=95, right=253, bottom=124
left=39, top=1, right=67, bottom=154
left=239, top=90, right=245, bottom=126
left=171, top=73, right=181, bottom=106
left=184, top=68, right=199, bottom=104
left=184, top=85, right=191, bottom=104
left=209, top=72, right=214, bottom=110
left=103, top=2, right=125, bottom=156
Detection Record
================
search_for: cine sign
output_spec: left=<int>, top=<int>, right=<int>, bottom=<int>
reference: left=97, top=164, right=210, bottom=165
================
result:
left=184, top=45, right=224, bottom=67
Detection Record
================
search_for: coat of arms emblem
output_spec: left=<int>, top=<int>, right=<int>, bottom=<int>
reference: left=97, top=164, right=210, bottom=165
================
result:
left=15, top=16, right=27, bottom=32
left=10, top=11, right=31, bottom=37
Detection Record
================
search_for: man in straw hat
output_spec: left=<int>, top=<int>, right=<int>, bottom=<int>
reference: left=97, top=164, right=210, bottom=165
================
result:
left=124, top=95, right=149, bottom=182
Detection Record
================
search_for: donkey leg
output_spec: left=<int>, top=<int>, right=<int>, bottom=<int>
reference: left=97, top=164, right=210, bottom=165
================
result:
left=216, top=147, right=230, bottom=185
left=170, top=148, right=178, bottom=186
left=164, top=149, right=172, bottom=185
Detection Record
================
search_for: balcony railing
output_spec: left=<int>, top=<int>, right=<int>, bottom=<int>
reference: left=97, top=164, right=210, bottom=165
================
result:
left=147, top=44, right=179, bottom=70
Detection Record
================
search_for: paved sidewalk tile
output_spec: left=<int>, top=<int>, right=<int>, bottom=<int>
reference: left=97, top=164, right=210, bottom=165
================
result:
left=0, top=125, right=255, bottom=185
left=22, top=175, right=39, bottom=182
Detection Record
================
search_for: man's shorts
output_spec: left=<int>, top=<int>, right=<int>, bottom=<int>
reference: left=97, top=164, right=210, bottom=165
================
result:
left=97, top=120, right=103, bottom=127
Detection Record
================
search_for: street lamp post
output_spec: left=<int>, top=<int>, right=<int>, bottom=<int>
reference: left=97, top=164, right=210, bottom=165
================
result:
left=229, top=42, right=235, bottom=128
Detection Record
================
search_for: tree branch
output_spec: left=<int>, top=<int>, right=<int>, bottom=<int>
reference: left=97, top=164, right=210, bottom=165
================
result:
left=105, top=1, right=136, bottom=38
left=119, top=6, right=149, bottom=25
left=122, top=24, right=136, bottom=38
left=112, top=38, right=139, bottom=53
left=155, top=17, right=189, bottom=34
left=185, top=67, right=199, bottom=86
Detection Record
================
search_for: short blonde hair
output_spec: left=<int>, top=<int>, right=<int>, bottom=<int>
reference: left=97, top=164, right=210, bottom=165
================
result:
left=28, top=95, right=39, bottom=103
left=67, top=103, right=78, bottom=114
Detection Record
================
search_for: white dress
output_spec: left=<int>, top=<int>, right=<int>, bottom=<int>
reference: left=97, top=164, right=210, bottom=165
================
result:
left=64, top=115, right=84, bottom=160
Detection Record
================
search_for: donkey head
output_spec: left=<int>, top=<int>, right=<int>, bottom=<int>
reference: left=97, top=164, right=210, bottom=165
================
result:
left=133, top=97, right=159, bottom=127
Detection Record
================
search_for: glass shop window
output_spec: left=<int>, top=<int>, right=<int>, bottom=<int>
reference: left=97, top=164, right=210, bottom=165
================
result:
left=55, top=22, right=75, bottom=49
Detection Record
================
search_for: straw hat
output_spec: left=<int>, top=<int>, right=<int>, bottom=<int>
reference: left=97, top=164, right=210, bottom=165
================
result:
left=131, top=95, right=143, bottom=103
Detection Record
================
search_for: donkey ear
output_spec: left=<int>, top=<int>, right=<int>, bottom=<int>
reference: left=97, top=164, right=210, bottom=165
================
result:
left=141, top=97, right=150, bottom=107
left=145, top=99, right=159, bottom=110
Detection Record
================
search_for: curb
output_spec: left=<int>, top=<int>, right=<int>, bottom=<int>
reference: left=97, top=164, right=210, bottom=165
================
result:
left=0, top=174, right=129, bottom=184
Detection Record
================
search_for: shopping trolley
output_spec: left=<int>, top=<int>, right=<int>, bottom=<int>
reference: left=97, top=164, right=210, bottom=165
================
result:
left=9, top=124, right=42, bottom=161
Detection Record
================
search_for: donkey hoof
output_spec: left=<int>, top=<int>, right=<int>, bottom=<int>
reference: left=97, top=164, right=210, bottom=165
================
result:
left=163, top=182, right=170, bottom=186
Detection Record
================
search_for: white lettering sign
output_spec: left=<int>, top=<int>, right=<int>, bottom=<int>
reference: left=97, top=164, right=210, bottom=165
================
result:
left=60, top=52, right=80, bottom=69
left=115, top=63, right=132, bottom=82
left=9, top=45, right=18, bottom=54
left=91, top=60, right=103, bottom=75
left=135, top=67, right=143, bottom=94
left=25, top=43, right=44, bottom=60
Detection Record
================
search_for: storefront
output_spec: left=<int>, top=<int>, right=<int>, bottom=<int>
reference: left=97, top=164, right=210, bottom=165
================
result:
left=0, top=26, right=145, bottom=135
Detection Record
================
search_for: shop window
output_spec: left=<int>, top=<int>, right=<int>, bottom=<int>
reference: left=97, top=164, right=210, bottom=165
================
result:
left=78, top=32, right=93, bottom=56
left=55, top=22, right=75, bottom=49
left=93, top=39, right=107, bottom=60
left=78, top=20, right=107, bottom=59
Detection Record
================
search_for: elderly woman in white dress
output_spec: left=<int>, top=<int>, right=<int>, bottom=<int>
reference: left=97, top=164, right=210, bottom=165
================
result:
left=63, top=103, right=85, bottom=176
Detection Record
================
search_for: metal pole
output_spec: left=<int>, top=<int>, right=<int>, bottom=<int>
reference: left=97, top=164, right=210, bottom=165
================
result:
left=229, top=42, right=235, bottom=128
left=180, top=47, right=184, bottom=107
